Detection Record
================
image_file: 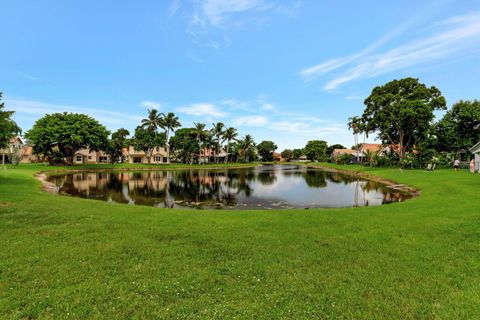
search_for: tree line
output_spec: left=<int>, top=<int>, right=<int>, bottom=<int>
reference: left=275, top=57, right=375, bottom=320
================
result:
left=348, top=77, right=480, bottom=167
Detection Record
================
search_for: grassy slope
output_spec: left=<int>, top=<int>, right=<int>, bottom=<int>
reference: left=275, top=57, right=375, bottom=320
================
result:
left=0, top=164, right=479, bottom=319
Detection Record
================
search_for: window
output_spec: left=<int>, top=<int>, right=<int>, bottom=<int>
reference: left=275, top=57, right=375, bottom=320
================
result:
left=76, top=155, right=83, bottom=162
left=88, top=156, right=92, bottom=160
left=155, top=156, right=162, bottom=162
left=133, top=157, right=142, bottom=163
left=99, top=156, right=108, bottom=163
left=163, top=157, right=168, bottom=163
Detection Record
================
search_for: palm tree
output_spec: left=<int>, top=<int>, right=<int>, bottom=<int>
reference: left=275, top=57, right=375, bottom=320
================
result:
left=211, top=122, right=225, bottom=163
left=242, top=134, right=255, bottom=162
left=161, top=112, right=181, bottom=164
left=141, top=109, right=162, bottom=131
left=192, top=122, right=207, bottom=164
left=223, top=127, right=238, bottom=163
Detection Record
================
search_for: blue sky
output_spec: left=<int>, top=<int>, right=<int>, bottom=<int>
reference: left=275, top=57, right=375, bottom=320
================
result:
left=1, top=0, right=480, bottom=150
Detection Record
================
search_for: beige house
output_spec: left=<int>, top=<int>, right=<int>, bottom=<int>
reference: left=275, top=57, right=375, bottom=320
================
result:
left=123, top=146, right=168, bottom=164
left=1, top=137, right=40, bottom=164
left=199, top=148, right=227, bottom=163
left=73, top=148, right=110, bottom=164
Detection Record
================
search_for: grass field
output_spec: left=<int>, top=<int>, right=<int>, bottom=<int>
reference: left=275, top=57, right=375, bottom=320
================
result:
left=1, top=163, right=479, bottom=319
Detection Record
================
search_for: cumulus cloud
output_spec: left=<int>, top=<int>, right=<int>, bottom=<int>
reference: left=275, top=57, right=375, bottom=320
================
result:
left=233, top=115, right=268, bottom=126
left=177, top=103, right=227, bottom=117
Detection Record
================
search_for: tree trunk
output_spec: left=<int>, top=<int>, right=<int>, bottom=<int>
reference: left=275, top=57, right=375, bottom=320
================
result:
left=225, top=141, right=230, bottom=163
left=165, top=130, right=171, bottom=164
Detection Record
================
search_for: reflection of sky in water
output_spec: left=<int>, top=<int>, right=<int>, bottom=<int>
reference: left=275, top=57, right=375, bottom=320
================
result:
left=47, top=165, right=410, bottom=210
left=243, top=169, right=388, bottom=208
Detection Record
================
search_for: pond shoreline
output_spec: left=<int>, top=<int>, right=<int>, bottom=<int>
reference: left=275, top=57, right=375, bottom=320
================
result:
left=34, top=163, right=420, bottom=201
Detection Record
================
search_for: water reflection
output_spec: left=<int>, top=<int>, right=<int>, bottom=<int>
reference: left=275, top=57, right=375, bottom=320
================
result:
left=47, top=165, right=411, bottom=209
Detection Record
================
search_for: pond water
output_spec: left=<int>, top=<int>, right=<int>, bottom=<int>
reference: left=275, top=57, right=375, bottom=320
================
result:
left=46, top=165, right=411, bottom=210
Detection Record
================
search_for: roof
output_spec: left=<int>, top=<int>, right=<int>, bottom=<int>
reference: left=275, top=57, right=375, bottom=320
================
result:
left=471, top=141, right=480, bottom=153
left=360, top=143, right=383, bottom=152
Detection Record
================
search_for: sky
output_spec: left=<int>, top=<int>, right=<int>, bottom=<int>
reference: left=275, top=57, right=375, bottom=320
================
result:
left=1, top=0, right=480, bottom=150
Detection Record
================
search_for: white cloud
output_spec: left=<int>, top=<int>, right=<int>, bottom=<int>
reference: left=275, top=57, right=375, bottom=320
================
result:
left=177, top=103, right=227, bottom=117
left=6, top=98, right=143, bottom=127
left=233, top=115, right=268, bottom=126
left=193, top=0, right=275, bottom=27
left=300, top=11, right=480, bottom=91
left=139, top=101, right=161, bottom=110
left=261, top=103, right=275, bottom=110
left=222, top=99, right=254, bottom=112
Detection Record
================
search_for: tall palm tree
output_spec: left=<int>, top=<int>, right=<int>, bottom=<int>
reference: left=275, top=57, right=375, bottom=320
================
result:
left=211, top=122, right=225, bottom=163
left=192, top=122, right=207, bottom=164
left=223, top=127, right=238, bottom=163
left=141, top=109, right=162, bottom=131
left=242, top=134, right=255, bottom=162
left=161, top=112, right=181, bottom=164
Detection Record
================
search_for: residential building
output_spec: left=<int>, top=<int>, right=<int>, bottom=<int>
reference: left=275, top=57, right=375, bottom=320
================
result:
left=470, top=141, right=480, bottom=172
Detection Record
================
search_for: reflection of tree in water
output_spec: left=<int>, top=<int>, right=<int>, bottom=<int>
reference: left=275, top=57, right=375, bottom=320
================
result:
left=257, top=171, right=277, bottom=185
left=302, top=170, right=327, bottom=188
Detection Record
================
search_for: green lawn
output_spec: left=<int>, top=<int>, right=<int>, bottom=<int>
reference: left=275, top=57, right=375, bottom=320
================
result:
left=1, top=163, right=479, bottom=319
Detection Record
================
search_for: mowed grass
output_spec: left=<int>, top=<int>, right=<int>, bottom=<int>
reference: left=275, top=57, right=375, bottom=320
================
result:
left=0, top=163, right=479, bottom=319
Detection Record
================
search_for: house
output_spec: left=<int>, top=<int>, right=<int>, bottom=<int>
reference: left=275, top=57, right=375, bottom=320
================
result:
left=333, top=144, right=384, bottom=163
left=199, top=148, right=227, bottom=163
left=73, top=148, right=110, bottom=164
left=1, top=137, right=28, bottom=164
left=470, top=141, right=480, bottom=172
left=124, top=146, right=168, bottom=164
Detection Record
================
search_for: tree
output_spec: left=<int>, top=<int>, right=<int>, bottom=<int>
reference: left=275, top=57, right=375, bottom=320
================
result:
left=211, top=122, right=225, bottom=163
left=239, top=134, right=256, bottom=162
left=223, top=127, right=238, bottom=163
left=326, top=144, right=345, bottom=158
left=304, top=140, right=327, bottom=161
left=141, top=109, right=163, bottom=131
left=132, top=126, right=165, bottom=164
left=435, top=100, right=480, bottom=152
left=0, top=93, right=21, bottom=168
left=25, top=112, right=109, bottom=165
left=281, top=149, right=293, bottom=161
left=349, top=78, right=446, bottom=161
left=107, top=128, right=129, bottom=164
left=161, top=112, right=181, bottom=163
left=192, top=123, right=207, bottom=163
left=170, top=128, right=199, bottom=164
left=257, top=140, right=277, bottom=161
left=292, top=148, right=303, bottom=160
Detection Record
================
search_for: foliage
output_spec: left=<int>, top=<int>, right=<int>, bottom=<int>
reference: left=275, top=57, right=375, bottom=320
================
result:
left=223, top=127, right=238, bottom=163
left=132, top=126, right=165, bottom=163
left=335, top=153, right=352, bottom=165
left=303, top=140, right=327, bottom=161
left=434, top=100, right=480, bottom=152
left=0, top=92, right=21, bottom=150
left=292, top=148, right=303, bottom=160
left=281, top=149, right=293, bottom=161
left=170, top=128, right=199, bottom=164
left=349, top=78, right=446, bottom=160
left=161, top=112, right=181, bottom=163
left=257, top=140, right=278, bottom=161
left=238, top=134, right=256, bottom=162
left=107, top=128, right=130, bottom=164
left=25, top=112, right=109, bottom=165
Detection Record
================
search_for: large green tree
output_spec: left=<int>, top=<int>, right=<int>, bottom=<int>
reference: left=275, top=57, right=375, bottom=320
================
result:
left=281, top=149, right=293, bottom=161
left=435, top=100, right=480, bottom=152
left=211, top=122, right=225, bottom=163
left=0, top=93, right=21, bottom=167
left=25, top=112, right=109, bottom=165
left=170, top=128, right=199, bottom=164
left=304, top=140, right=327, bottom=161
left=257, top=140, right=278, bottom=161
left=107, top=128, right=130, bottom=164
left=292, top=148, right=303, bottom=160
left=132, top=126, right=165, bottom=164
left=349, top=78, right=446, bottom=160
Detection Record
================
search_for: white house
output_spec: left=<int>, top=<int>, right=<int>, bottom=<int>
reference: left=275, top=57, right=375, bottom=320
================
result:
left=470, top=141, right=480, bottom=172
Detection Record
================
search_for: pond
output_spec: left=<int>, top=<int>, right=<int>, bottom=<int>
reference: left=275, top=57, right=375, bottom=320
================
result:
left=46, top=165, right=411, bottom=210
